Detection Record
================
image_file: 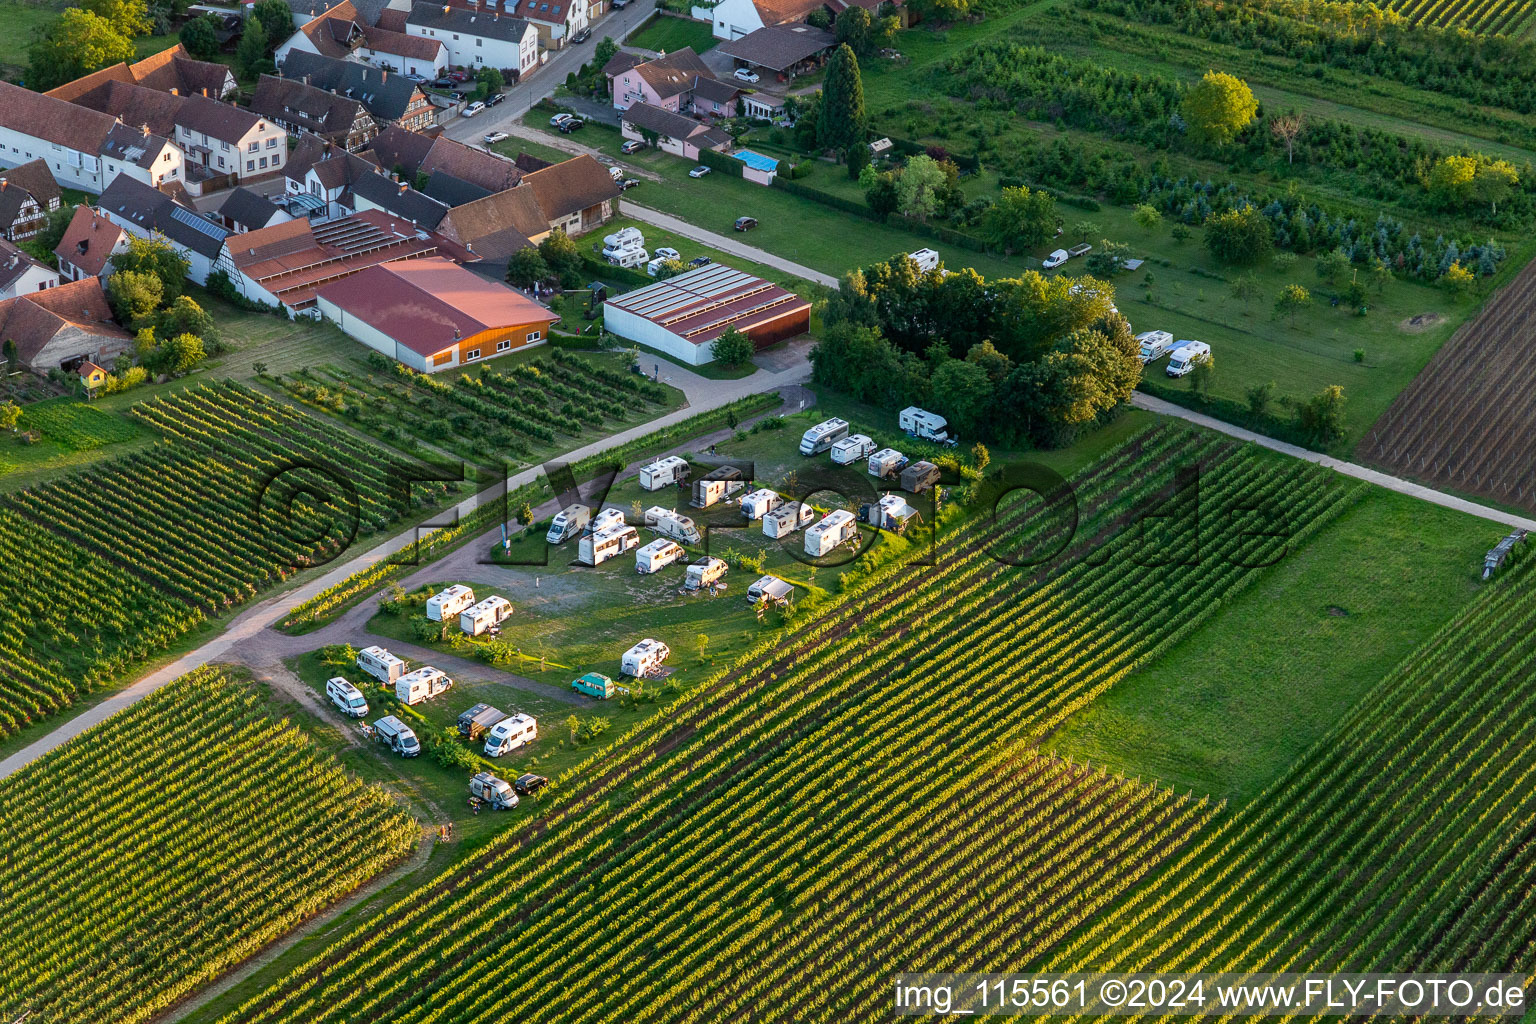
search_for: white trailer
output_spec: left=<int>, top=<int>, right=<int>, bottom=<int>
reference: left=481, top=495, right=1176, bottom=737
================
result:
left=590, top=507, right=626, bottom=533
left=547, top=504, right=591, bottom=544
left=1166, top=341, right=1211, bottom=378
left=639, top=455, right=691, bottom=491
left=868, top=448, right=908, bottom=480
left=830, top=434, right=876, bottom=465
left=690, top=466, right=745, bottom=508
left=805, top=509, right=858, bottom=557
left=644, top=506, right=702, bottom=545
left=396, top=666, right=453, bottom=705
left=579, top=523, right=640, bottom=566
left=763, top=501, right=816, bottom=539
left=747, top=574, right=794, bottom=607
left=1135, top=330, right=1175, bottom=363
left=636, top=538, right=685, bottom=574
left=622, top=638, right=671, bottom=678
left=799, top=417, right=850, bottom=455
left=357, top=645, right=405, bottom=684
left=460, top=595, right=513, bottom=636
left=899, top=406, right=952, bottom=443
left=426, top=584, right=475, bottom=622
left=684, top=556, right=728, bottom=592
left=739, top=488, right=783, bottom=520
left=484, top=713, right=538, bottom=757
left=373, top=714, right=420, bottom=757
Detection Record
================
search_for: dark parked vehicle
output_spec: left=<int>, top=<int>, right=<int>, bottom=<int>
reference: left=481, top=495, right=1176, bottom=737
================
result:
left=559, top=117, right=586, bottom=133
left=688, top=256, right=711, bottom=268
left=514, top=773, right=549, bottom=796
left=734, top=216, right=758, bottom=232
left=486, top=91, right=506, bottom=106
left=572, top=27, right=592, bottom=42
left=618, top=178, right=640, bottom=190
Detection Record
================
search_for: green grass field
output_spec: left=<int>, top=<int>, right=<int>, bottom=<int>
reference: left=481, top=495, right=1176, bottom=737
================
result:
left=0, top=0, right=56, bottom=66
left=625, top=14, right=717, bottom=53
left=1045, top=486, right=1492, bottom=800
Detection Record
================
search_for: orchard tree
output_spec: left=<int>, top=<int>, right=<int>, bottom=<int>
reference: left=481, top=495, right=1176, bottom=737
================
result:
left=1133, top=204, right=1162, bottom=230
left=0, top=402, right=20, bottom=432
left=1204, top=205, right=1273, bottom=265
left=1085, top=240, right=1130, bottom=277
left=27, top=10, right=134, bottom=91
left=711, top=326, right=756, bottom=368
left=1269, top=112, right=1304, bottom=164
left=1274, top=283, right=1311, bottom=325
left=817, top=44, right=867, bottom=156
left=1181, top=71, right=1257, bottom=147
left=1315, top=247, right=1351, bottom=283
left=894, top=155, right=946, bottom=220
left=178, top=14, right=219, bottom=59
left=1442, top=261, right=1475, bottom=297
left=979, top=185, right=1056, bottom=251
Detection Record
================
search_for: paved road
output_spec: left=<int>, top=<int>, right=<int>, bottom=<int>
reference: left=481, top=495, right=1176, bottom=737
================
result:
left=1132, top=392, right=1536, bottom=532
left=619, top=201, right=841, bottom=287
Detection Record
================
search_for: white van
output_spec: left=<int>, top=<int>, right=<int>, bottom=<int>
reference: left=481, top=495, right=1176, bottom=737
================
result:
left=357, top=645, right=405, bottom=684
left=1166, top=341, right=1211, bottom=377
left=1043, top=249, right=1070, bottom=269
left=460, top=595, right=512, bottom=636
left=396, top=666, right=452, bottom=705
left=1135, top=330, right=1176, bottom=363
left=484, top=712, right=538, bottom=757
left=739, top=488, right=783, bottom=520
left=326, top=677, right=369, bottom=718
left=636, top=537, right=685, bottom=574
left=373, top=715, right=420, bottom=757
left=426, top=584, right=475, bottom=622
left=830, top=434, right=876, bottom=465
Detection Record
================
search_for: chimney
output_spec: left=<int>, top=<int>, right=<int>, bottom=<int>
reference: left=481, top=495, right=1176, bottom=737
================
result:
left=465, top=240, right=473, bottom=252
left=381, top=68, right=388, bottom=81
left=170, top=87, right=179, bottom=96
left=399, top=181, right=407, bottom=194
left=0, top=179, right=7, bottom=191
left=391, top=171, right=399, bottom=182
left=142, top=123, right=151, bottom=137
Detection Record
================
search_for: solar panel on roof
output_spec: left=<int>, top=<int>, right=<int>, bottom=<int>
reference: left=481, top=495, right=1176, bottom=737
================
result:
left=169, top=205, right=230, bottom=240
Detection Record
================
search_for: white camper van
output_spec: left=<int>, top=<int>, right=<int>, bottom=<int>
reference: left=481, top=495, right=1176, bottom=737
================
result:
left=636, top=538, right=685, bottom=574
left=357, top=645, right=405, bottom=684
left=684, top=556, right=728, bottom=592
left=799, top=417, right=850, bottom=456
left=1166, top=341, right=1211, bottom=378
left=908, top=248, right=941, bottom=272
left=373, top=715, right=420, bottom=757
left=579, top=523, right=640, bottom=566
left=805, top=509, right=858, bottom=557
left=747, top=575, right=794, bottom=607
left=547, top=504, right=591, bottom=544
left=590, top=507, right=626, bottom=533
left=868, top=448, right=908, bottom=480
left=603, top=227, right=644, bottom=251
left=622, top=638, right=671, bottom=678
left=396, top=666, right=453, bottom=705
left=326, top=677, right=369, bottom=718
left=426, top=584, right=475, bottom=622
left=639, top=455, right=690, bottom=491
left=460, top=595, right=512, bottom=636
left=690, top=466, right=745, bottom=508
left=763, top=501, right=816, bottom=539
left=1135, top=330, right=1175, bottom=363
left=899, top=406, right=952, bottom=443
left=484, top=712, right=538, bottom=757
left=739, top=488, right=783, bottom=520
left=830, top=434, right=876, bottom=465
left=644, top=506, right=701, bottom=545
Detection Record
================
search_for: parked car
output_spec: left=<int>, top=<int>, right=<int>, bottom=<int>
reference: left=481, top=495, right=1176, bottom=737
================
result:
left=463, top=101, right=485, bottom=117
left=655, top=246, right=680, bottom=261
left=404, top=72, right=428, bottom=83
left=734, top=67, right=760, bottom=83
left=486, top=91, right=506, bottom=106
left=514, top=773, right=549, bottom=795
left=689, top=165, right=711, bottom=178
left=688, top=256, right=711, bottom=268
left=559, top=117, right=585, bottom=133
left=572, top=26, right=592, bottom=42
left=612, top=0, right=630, bottom=8
left=483, top=130, right=510, bottom=145
left=550, top=113, right=574, bottom=127
left=734, top=216, right=757, bottom=231
left=447, top=70, right=469, bottom=82
left=431, top=77, right=456, bottom=88
left=619, top=178, right=640, bottom=190
left=621, top=139, right=646, bottom=154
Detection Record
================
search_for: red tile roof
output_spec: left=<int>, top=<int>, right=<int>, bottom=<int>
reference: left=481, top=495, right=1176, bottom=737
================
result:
left=0, top=278, right=131, bottom=365
left=54, top=206, right=127, bottom=278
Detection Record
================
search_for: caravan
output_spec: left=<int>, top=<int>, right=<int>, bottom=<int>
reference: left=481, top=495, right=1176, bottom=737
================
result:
left=644, top=506, right=702, bottom=545
left=396, top=667, right=453, bottom=705
left=684, top=556, right=728, bottom=592
left=546, top=504, right=591, bottom=544
left=622, top=638, right=671, bottom=677
left=636, top=538, right=685, bottom=574
left=799, top=417, right=850, bottom=455
left=483, top=713, right=538, bottom=757
left=690, top=466, right=746, bottom=508
left=426, top=584, right=475, bottom=622
left=900, top=461, right=941, bottom=495
left=907, top=248, right=941, bottom=273
left=868, top=448, right=908, bottom=481
left=590, top=507, right=626, bottom=533
left=739, top=488, right=783, bottom=520
left=639, top=455, right=691, bottom=491
left=899, top=407, right=953, bottom=444
left=763, top=501, right=816, bottom=539
left=356, top=645, right=405, bottom=684
left=579, top=523, right=641, bottom=566
left=831, top=434, right=876, bottom=465
left=460, top=595, right=513, bottom=636
left=805, top=509, right=858, bottom=557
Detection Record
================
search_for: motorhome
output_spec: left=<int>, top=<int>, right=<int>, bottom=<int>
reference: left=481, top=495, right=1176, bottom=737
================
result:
left=483, top=713, right=538, bottom=757
left=636, top=538, right=685, bottom=574
left=1135, top=330, right=1176, bottom=363
left=684, top=556, right=728, bottom=592
left=426, top=584, right=475, bottom=622
left=642, top=506, right=699, bottom=545
left=356, top=645, right=405, bottom=684
left=864, top=493, right=920, bottom=532
left=908, top=248, right=941, bottom=272
left=468, top=771, right=519, bottom=809
left=603, top=227, right=643, bottom=251
left=763, top=501, right=816, bottom=539
left=457, top=703, right=507, bottom=743
left=373, top=715, right=420, bottom=757
left=899, top=407, right=952, bottom=444
left=868, top=448, right=909, bottom=481
left=739, top=488, right=783, bottom=520
left=690, top=466, right=746, bottom=508
left=590, top=507, right=626, bottom=533
left=460, top=595, right=512, bottom=636
left=547, top=504, right=591, bottom=544
left=799, top=417, right=850, bottom=456
left=639, top=455, right=691, bottom=491
left=830, top=434, right=876, bottom=465
left=326, top=677, right=369, bottom=718
left=901, top=461, right=941, bottom=495
left=621, top=638, right=671, bottom=677
left=396, top=667, right=452, bottom=706
left=747, top=575, right=794, bottom=607
left=579, top=523, right=640, bottom=566
left=805, top=509, right=858, bottom=557
left=1166, top=341, right=1211, bottom=378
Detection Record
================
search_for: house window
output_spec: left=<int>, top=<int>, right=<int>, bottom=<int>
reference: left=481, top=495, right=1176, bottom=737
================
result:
left=476, top=37, right=482, bottom=44
left=218, top=156, right=225, bottom=169
left=527, top=330, right=542, bottom=342
left=475, top=54, right=483, bottom=62
left=259, top=156, right=268, bottom=169
left=464, top=348, right=481, bottom=361
left=248, top=141, right=259, bottom=152
left=453, top=32, right=459, bottom=38
left=247, top=160, right=256, bottom=171
left=496, top=339, right=511, bottom=352
left=266, top=137, right=278, bottom=148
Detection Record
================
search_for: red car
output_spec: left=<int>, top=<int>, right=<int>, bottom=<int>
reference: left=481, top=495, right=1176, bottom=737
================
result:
left=447, top=70, right=470, bottom=83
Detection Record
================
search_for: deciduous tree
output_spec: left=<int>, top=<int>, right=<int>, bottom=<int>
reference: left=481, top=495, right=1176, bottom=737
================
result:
left=177, top=14, right=219, bottom=59
left=1269, top=112, right=1303, bottom=164
left=107, top=271, right=164, bottom=327
left=112, top=237, right=189, bottom=302
left=1133, top=204, right=1162, bottom=230
left=1274, top=283, right=1311, bottom=325
left=506, top=247, right=550, bottom=289
left=81, top=0, right=152, bottom=39
left=1181, top=70, right=1257, bottom=147
left=711, top=326, right=755, bottom=368
left=27, top=10, right=134, bottom=92
left=1204, top=205, right=1273, bottom=265
left=235, top=16, right=269, bottom=79
left=979, top=185, right=1056, bottom=251
left=894, top=154, right=946, bottom=220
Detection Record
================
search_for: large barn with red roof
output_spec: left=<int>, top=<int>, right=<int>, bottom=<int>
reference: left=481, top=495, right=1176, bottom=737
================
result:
left=601, top=263, right=810, bottom=366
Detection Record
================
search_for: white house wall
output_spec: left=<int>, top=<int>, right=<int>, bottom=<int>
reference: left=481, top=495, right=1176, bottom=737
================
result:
left=316, top=294, right=446, bottom=372
left=601, top=304, right=711, bottom=365
left=0, top=136, right=181, bottom=195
